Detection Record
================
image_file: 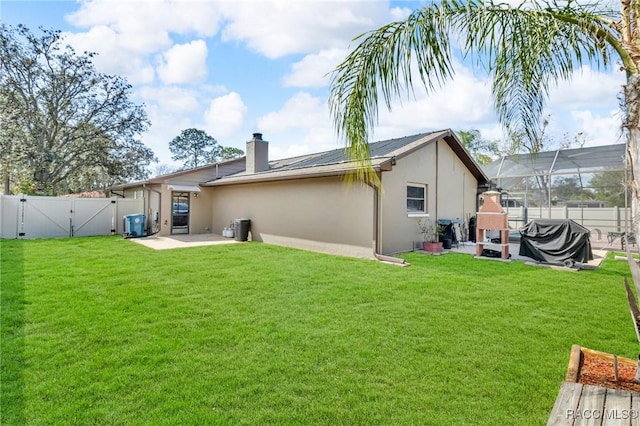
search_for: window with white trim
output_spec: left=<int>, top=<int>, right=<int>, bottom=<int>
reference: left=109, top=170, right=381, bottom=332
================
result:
left=406, top=184, right=427, bottom=214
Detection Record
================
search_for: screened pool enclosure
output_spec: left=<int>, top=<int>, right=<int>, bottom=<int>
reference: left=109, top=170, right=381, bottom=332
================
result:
left=483, top=144, right=630, bottom=238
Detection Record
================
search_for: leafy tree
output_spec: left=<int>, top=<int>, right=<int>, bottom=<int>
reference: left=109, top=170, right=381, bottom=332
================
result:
left=169, top=128, right=245, bottom=168
left=501, top=115, right=551, bottom=156
left=590, top=170, right=629, bottom=207
left=169, top=128, right=221, bottom=169
left=456, top=129, right=499, bottom=165
left=219, top=146, right=245, bottom=161
left=153, top=163, right=177, bottom=177
left=0, top=114, right=25, bottom=194
left=0, top=25, right=154, bottom=195
left=495, top=116, right=590, bottom=205
left=329, top=0, right=640, bottom=228
left=550, top=176, right=593, bottom=202
left=501, top=115, right=583, bottom=156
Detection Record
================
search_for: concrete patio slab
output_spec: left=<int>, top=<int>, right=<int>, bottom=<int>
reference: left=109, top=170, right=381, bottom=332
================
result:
left=447, top=241, right=607, bottom=269
left=128, top=233, right=240, bottom=250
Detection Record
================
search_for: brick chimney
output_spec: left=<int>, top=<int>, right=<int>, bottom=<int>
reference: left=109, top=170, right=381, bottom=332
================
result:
left=246, top=132, right=269, bottom=173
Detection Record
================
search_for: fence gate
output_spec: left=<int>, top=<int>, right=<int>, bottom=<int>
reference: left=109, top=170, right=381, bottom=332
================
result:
left=0, top=195, right=143, bottom=239
left=22, top=196, right=74, bottom=238
left=71, top=198, right=117, bottom=237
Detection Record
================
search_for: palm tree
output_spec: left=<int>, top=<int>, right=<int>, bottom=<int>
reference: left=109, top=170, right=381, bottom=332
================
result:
left=329, top=0, right=640, bottom=226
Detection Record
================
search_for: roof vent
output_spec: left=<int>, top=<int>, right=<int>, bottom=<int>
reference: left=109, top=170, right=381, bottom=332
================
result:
left=252, top=133, right=263, bottom=141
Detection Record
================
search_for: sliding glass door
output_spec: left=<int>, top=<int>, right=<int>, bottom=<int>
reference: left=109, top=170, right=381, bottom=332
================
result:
left=171, top=192, right=190, bottom=234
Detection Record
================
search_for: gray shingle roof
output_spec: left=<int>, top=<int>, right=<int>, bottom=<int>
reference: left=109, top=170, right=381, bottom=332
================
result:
left=203, top=130, right=493, bottom=187
left=111, top=130, right=489, bottom=191
left=267, top=132, right=436, bottom=172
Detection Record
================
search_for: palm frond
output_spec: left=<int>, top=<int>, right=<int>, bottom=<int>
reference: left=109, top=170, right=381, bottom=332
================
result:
left=329, top=0, right=625, bottom=182
left=329, top=8, right=454, bottom=183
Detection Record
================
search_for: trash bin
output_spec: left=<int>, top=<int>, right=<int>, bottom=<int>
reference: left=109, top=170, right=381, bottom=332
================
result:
left=234, top=218, right=251, bottom=241
left=124, top=214, right=146, bottom=237
left=437, top=219, right=455, bottom=249
left=468, top=216, right=477, bottom=243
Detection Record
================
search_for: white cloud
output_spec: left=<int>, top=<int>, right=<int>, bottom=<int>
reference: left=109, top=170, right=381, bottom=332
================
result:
left=256, top=92, right=343, bottom=159
left=142, top=111, right=194, bottom=166
left=139, top=87, right=249, bottom=166
left=137, top=86, right=202, bottom=115
left=455, top=108, right=622, bottom=154
left=515, top=66, right=623, bottom=150
left=363, top=60, right=624, bottom=151
left=63, top=0, right=389, bottom=63
left=219, top=1, right=390, bottom=58
left=203, top=92, right=248, bottom=138
left=476, top=123, right=506, bottom=142
left=283, top=49, right=347, bottom=88
left=570, top=110, right=623, bottom=146
left=257, top=92, right=329, bottom=133
left=54, top=0, right=626, bottom=167
left=372, top=64, right=495, bottom=139
left=549, top=66, right=624, bottom=110
left=157, top=40, right=208, bottom=84
left=135, top=86, right=209, bottom=166
left=390, top=6, right=413, bottom=21
left=65, top=0, right=223, bottom=37
left=267, top=126, right=341, bottom=160
left=62, top=26, right=157, bottom=84
left=62, top=0, right=223, bottom=83
left=264, top=62, right=497, bottom=157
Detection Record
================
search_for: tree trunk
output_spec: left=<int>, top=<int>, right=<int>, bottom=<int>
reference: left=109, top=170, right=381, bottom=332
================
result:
left=2, top=168, right=9, bottom=195
left=624, top=73, right=640, bottom=236
left=629, top=126, right=640, bottom=235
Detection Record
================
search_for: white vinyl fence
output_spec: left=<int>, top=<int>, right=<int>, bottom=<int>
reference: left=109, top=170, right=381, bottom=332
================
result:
left=0, top=195, right=143, bottom=239
left=503, top=206, right=632, bottom=235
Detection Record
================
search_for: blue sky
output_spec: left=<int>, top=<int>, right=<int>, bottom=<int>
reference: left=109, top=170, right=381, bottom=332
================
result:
left=2, top=0, right=626, bottom=170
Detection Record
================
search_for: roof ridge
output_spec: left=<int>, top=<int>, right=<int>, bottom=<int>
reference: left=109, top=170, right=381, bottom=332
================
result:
left=267, top=131, right=439, bottom=172
left=268, top=131, right=437, bottom=164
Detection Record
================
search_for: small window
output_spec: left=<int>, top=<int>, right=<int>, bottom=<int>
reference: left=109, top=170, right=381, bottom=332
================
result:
left=407, top=184, right=426, bottom=213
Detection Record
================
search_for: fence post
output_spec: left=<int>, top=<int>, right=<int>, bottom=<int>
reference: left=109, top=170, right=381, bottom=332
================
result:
left=19, top=195, right=26, bottom=238
left=70, top=198, right=74, bottom=237
left=111, top=200, right=117, bottom=234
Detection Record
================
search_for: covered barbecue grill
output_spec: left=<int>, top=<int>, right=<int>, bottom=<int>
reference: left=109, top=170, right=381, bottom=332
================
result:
left=519, top=219, right=593, bottom=264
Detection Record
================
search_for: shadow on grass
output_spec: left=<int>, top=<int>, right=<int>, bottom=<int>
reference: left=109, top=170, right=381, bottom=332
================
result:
left=1, top=239, right=25, bottom=425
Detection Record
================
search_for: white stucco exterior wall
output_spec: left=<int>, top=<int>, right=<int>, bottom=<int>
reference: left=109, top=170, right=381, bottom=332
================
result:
left=121, top=184, right=210, bottom=237
left=379, top=139, right=479, bottom=254
left=209, top=176, right=375, bottom=258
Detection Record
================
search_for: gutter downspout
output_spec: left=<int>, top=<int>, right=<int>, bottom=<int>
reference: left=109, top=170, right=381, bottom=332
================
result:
left=435, top=139, right=439, bottom=221
left=142, top=184, right=149, bottom=234
left=368, top=172, right=408, bottom=265
left=147, top=185, right=162, bottom=235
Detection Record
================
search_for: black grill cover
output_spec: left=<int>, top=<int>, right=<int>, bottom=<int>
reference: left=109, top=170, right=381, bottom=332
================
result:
left=519, top=219, right=593, bottom=263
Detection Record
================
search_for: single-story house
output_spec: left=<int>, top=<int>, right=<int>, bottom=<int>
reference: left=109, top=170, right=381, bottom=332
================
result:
left=109, top=130, right=488, bottom=258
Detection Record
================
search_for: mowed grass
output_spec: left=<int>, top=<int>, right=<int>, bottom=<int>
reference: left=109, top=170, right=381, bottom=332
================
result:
left=0, top=236, right=635, bottom=425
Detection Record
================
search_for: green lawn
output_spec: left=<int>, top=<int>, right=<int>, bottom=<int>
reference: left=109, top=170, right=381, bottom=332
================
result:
left=0, top=236, right=635, bottom=425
